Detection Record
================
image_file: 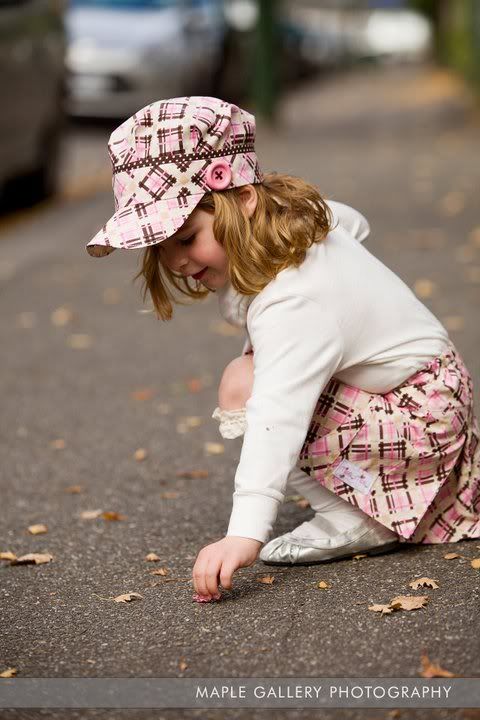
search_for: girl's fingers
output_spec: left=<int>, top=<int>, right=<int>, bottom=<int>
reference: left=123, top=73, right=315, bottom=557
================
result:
left=193, top=558, right=209, bottom=597
left=220, top=564, right=235, bottom=590
left=205, top=558, right=222, bottom=597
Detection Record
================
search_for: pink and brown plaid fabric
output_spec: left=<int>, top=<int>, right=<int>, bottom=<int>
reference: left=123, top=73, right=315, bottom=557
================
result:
left=86, top=97, right=263, bottom=258
left=299, top=340, right=480, bottom=544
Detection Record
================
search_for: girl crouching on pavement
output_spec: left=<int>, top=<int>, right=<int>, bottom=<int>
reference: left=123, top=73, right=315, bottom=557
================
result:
left=86, top=96, right=480, bottom=602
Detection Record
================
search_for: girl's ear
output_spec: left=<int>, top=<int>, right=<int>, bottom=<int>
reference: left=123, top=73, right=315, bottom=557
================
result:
left=238, top=184, right=258, bottom=218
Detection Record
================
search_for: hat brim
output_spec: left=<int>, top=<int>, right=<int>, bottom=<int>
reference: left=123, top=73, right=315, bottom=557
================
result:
left=86, top=192, right=205, bottom=258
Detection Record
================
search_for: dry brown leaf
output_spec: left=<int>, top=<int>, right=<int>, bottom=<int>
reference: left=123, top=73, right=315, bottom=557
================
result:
left=51, top=306, right=73, bottom=327
left=413, top=278, right=436, bottom=299
left=0, top=552, right=17, bottom=561
left=258, top=575, right=275, bottom=585
left=134, top=448, right=148, bottom=462
left=13, top=553, right=53, bottom=565
left=471, top=558, right=480, bottom=570
left=466, top=266, right=480, bottom=284
left=456, top=245, right=476, bottom=263
left=131, top=388, right=155, bottom=402
left=444, top=552, right=463, bottom=560
left=150, top=567, right=169, bottom=576
left=50, top=438, right=66, bottom=450
left=390, top=595, right=429, bottom=611
left=175, top=469, right=209, bottom=479
left=113, top=592, right=143, bottom=603
left=178, top=659, right=188, bottom=672
left=204, top=442, right=224, bottom=455
left=368, top=604, right=394, bottom=615
left=317, top=581, right=331, bottom=590
left=420, top=652, right=456, bottom=678
left=80, top=509, right=102, bottom=520
left=67, top=334, right=93, bottom=350
left=186, top=378, right=203, bottom=393
left=65, top=485, right=83, bottom=494
left=27, top=524, right=48, bottom=535
left=160, top=491, right=180, bottom=499
left=352, top=554, right=368, bottom=561
left=145, top=553, right=160, bottom=562
left=0, top=667, right=17, bottom=678
left=408, top=577, right=439, bottom=590
left=101, top=511, right=126, bottom=521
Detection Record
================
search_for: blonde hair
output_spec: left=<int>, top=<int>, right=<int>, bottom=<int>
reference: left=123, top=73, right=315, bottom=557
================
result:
left=133, top=173, right=332, bottom=321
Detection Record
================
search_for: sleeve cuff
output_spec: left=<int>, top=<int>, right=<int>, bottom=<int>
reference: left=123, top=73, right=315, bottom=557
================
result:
left=226, top=492, right=281, bottom=543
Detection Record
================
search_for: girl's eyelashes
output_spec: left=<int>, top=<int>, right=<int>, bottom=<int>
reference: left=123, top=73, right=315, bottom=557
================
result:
left=179, top=236, right=194, bottom=247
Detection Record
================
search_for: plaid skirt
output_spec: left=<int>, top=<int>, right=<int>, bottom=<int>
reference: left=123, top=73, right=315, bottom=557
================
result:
left=298, top=340, right=480, bottom=544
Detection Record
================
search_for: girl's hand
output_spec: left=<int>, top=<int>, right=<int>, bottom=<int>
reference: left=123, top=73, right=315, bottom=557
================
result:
left=192, top=536, right=263, bottom=599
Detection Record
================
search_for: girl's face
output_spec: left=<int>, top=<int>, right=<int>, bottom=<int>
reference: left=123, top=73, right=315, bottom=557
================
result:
left=159, top=208, right=229, bottom=290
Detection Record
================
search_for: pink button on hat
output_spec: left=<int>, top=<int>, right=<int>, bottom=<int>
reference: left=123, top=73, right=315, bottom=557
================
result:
left=86, top=96, right=263, bottom=258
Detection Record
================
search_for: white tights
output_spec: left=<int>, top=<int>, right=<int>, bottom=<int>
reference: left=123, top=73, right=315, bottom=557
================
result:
left=212, top=406, right=371, bottom=539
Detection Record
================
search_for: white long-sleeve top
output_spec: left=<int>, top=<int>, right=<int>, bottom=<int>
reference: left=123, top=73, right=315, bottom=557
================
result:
left=216, top=201, right=449, bottom=543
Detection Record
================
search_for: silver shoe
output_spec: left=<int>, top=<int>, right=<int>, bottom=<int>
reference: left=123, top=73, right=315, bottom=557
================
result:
left=259, top=517, right=400, bottom=565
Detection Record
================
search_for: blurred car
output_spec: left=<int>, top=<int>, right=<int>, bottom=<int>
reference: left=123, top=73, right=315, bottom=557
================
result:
left=0, top=0, right=66, bottom=205
left=66, top=0, right=226, bottom=119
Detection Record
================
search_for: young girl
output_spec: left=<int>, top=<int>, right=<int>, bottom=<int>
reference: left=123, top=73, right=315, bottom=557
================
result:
left=86, top=96, right=480, bottom=602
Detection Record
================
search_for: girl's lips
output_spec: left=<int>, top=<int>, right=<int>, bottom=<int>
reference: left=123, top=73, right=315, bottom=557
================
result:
left=192, top=267, right=207, bottom=280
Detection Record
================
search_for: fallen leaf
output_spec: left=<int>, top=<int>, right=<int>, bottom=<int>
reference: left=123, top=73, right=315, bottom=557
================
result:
left=413, top=278, right=436, bottom=299
left=150, top=567, right=169, bottom=576
left=456, top=245, right=476, bottom=263
left=408, top=577, right=439, bottom=590
left=368, top=604, right=394, bottom=615
left=284, top=494, right=302, bottom=503
left=103, top=287, right=121, bottom=305
left=13, top=553, right=53, bottom=565
left=113, top=592, right=143, bottom=603
left=387, top=711, right=401, bottom=720
left=131, top=388, right=155, bottom=402
left=471, top=558, right=480, bottom=570
left=67, top=333, right=93, bottom=350
left=444, top=552, right=463, bottom=560
left=0, top=668, right=17, bottom=678
left=317, top=581, right=331, bottom=589
left=65, top=485, right=83, bottom=494
left=204, top=442, right=224, bottom=455
left=389, top=595, right=429, bottom=611
left=186, top=378, right=203, bottom=393
left=101, top=511, right=126, bottom=521
left=51, top=306, right=73, bottom=327
left=0, top=552, right=17, bottom=561
left=160, top=491, right=180, bottom=499
left=145, top=553, right=160, bottom=562
left=420, top=652, right=456, bottom=678
left=50, top=438, right=66, bottom=450
left=27, top=524, right=48, bottom=535
left=175, top=469, right=209, bottom=479
left=257, top=575, right=275, bottom=585
left=17, top=312, right=36, bottom=329
left=79, top=509, right=102, bottom=520
left=134, top=448, right=148, bottom=462
left=352, top=554, right=368, bottom=561
left=178, top=659, right=188, bottom=671
left=192, top=593, right=221, bottom=603
left=176, top=416, right=202, bottom=434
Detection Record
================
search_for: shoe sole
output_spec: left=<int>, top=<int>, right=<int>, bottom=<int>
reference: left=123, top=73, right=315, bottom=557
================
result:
left=261, top=540, right=401, bottom=566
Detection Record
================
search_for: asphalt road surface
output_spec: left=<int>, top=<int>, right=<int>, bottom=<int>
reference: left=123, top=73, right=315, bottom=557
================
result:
left=1, top=65, right=479, bottom=720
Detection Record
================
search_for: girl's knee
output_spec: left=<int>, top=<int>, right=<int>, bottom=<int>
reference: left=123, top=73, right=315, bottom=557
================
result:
left=218, top=354, right=254, bottom=410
